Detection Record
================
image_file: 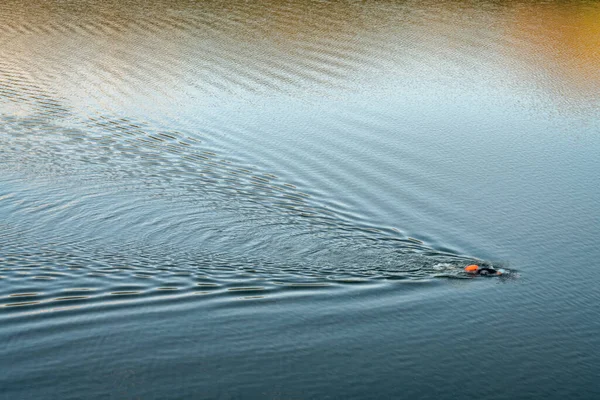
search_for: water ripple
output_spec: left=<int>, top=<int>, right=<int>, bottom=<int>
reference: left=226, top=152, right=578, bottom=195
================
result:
left=0, top=0, right=540, bottom=322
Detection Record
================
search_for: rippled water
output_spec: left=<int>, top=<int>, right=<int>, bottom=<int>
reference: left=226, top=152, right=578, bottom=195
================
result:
left=2, top=1, right=600, bottom=399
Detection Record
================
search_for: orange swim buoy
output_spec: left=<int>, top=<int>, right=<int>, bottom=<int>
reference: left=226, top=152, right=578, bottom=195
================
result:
left=464, top=264, right=479, bottom=272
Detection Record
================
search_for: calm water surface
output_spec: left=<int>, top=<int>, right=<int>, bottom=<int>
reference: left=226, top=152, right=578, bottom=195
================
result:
left=1, top=1, right=600, bottom=399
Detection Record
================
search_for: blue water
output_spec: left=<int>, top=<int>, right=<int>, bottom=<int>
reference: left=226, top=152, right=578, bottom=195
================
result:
left=1, top=1, right=600, bottom=398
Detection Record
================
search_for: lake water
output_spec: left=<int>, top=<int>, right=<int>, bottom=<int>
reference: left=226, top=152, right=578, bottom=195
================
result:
left=1, top=0, right=600, bottom=398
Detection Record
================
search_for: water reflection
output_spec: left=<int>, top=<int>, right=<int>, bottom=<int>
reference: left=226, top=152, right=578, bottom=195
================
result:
left=2, top=0, right=597, bottom=117
left=508, top=2, right=600, bottom=99
left=1, top=0, right=598, bottom=312
left=2, top=3, right=600, bottom=399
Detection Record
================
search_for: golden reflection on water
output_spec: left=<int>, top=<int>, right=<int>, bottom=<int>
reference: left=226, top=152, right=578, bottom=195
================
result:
left=1, top=0, right=598, bottom=113
left=509, top=3, right=600, bottom=96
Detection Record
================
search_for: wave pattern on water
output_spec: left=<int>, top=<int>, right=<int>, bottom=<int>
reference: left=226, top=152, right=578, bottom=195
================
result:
left=0, top=0, right=542, bottom=319
left=0, top=109, right=479, bottom=269
left=0, top=234, right=479, bottom=322
left=0, top=0, right=543, bottom=113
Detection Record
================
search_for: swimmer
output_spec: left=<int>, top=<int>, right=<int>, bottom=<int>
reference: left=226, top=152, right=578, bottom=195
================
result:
left=464, top=264, right=505, bottom=276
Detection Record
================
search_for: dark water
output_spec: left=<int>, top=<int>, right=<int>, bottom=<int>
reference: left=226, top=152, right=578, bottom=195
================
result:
left=1, top=1, right=600, bottom=398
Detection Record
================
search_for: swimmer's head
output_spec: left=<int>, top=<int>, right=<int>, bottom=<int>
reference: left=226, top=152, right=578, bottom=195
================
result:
left=464, top=264, right=479, bottom=273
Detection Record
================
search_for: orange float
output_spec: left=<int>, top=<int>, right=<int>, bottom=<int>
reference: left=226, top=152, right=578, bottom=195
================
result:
left=464, top=264, right=479, bottom=272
